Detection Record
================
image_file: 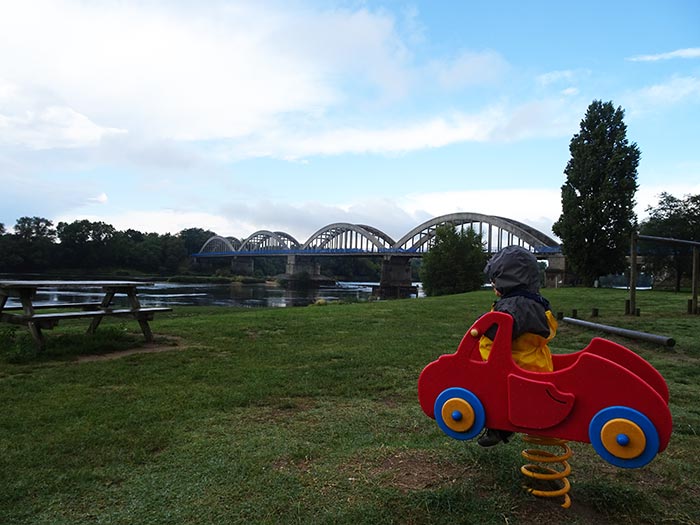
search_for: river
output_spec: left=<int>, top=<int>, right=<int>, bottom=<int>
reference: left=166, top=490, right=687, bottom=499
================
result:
left=1, top=280, right=425, bottom=309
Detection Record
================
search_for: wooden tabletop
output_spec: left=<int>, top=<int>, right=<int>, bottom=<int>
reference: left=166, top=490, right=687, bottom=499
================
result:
left=0, top=280, right=153, bottom=289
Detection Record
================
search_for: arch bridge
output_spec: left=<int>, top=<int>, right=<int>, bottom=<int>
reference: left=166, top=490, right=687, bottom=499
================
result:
left=196, top=213, right=558, bottom=257
left=193, top=213, right=561, bottom=296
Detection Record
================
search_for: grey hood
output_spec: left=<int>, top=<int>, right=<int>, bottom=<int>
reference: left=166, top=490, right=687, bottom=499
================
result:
left=484, top=245, right=540, bottom=295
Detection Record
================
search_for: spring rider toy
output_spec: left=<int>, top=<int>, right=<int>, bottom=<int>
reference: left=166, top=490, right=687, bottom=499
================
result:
left=418, top=311, right=672, bottom=508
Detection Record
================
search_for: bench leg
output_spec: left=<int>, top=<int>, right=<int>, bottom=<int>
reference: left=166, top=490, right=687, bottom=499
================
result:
left=86, top=318, right=104, bottom=335
left=27, top=321, right=46, bottom=350
left=88, top=291, right=115, bottom=334
left=138, top=319, right=154, bottom=342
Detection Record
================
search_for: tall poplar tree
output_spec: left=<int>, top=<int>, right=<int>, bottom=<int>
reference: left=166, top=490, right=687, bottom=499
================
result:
left=553, top=100, right=640, bottom=286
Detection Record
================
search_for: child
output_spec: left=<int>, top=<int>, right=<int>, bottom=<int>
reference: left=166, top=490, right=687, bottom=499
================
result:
left=477, top=245, right=558, bottom=447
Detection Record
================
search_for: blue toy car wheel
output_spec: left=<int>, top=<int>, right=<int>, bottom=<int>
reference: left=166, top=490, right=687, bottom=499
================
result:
left=434, top=387, right=486, bottom=440
left=589, top=406, right=660, bottom=469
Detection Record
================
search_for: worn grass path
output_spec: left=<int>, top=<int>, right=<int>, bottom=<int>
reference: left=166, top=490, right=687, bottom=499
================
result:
left=1, top=288, right=698, bottom=524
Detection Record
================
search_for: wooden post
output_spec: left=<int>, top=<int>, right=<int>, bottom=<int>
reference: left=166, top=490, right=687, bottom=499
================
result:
left=693, top=246, right=699, bottom=315
left=629, top=232, right=637, bottom=316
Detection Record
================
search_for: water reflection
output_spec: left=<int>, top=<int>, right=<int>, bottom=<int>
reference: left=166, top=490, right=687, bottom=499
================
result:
left=3, top=281, right=423, bottom=309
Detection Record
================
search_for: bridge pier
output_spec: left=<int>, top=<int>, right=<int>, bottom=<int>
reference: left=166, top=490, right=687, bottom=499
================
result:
left=231, top=257, right=254, bottom=276
left=285, top=254, right=321, bottom=277
left=376, top=256, right=417, bottom=299
left=282, top=255, right=333, bottom=287
left=543, top=253, right=568, bottom=288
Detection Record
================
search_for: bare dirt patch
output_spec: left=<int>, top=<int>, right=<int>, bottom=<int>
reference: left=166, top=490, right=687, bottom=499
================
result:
left=76, top=336, right=186, bottom=362
left=351, top=449, right=473, bottom=492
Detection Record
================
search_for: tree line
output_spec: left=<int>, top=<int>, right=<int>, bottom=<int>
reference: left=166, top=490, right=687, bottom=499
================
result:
left=0, top=218, right=215, bottom=275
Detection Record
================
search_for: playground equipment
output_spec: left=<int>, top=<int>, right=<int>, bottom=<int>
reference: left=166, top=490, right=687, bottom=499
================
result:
left=520, top=434, right=572, bottom=508
left=418, top=311, right=672, bottom=506
left=562, top=316, right=676, bottom=347
left=630, top=233, right=700, bottom=316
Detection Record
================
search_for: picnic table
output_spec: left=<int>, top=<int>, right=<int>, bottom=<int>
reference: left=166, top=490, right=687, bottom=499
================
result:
left=0, top=280, right=172, bottom=349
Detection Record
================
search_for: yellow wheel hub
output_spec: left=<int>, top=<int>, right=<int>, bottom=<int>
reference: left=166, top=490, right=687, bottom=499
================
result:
left=441, top=398, right=475, bottom=433
left=600, top=418, right=646, bottom=459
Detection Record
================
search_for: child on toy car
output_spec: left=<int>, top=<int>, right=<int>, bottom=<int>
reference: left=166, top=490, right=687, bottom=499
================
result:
left=478, top=246, right=558, bottom=446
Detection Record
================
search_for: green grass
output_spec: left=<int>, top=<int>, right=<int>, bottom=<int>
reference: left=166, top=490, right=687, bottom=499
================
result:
left=1, top=288, right=699, bottom=524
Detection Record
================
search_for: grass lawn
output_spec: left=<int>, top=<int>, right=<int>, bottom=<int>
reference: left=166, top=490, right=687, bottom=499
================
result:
left=1, top=288, right=698, bottom=524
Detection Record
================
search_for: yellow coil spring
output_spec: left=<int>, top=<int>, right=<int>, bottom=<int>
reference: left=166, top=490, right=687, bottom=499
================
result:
left=520, top=434, right=572, bottom=509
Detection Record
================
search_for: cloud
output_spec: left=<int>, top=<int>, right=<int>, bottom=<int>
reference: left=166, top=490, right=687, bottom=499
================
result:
left=399, top=188, right=563, bottom=239
left=635, top=182, right=700, bottom=215
left=88, top=193, right=109, bottom=204
left=233, top=110, right=500, bottom=159
left=536, top=69, right=588, bottom=99
left=0, top=1, right=410, bottom=148
left=627, top=48, right=700, bottom=62
left=0, top=1, right=578, bottom=162
left=277, top=6, right=412, bottom=102
left=218, top=199, right=427, bottom=242
left=624, top=75, right=700, bottom=114
left=53, top=209, right=237, bottom=237
left=0, top=106, right=125, bottom=149
left=494, top=98, right=585, bottom=141
left=537, top=70, right=576, bottom=86
left=1, top=169, right=109, bottom=222
left=429, top=50, right=510, bottom=90
left=230, top=96, right=586, bottom=160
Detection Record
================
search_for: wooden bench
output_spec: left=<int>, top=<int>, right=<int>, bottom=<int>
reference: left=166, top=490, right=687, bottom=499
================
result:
left=27, top=307, right=172, bottom=319
left=0, top=280, right=173, bottom=349
left=1, top=306, right=173, bottom=347
left=4, top=307, right=172, bottom=326
left=1, top=302, right=103, bottom=311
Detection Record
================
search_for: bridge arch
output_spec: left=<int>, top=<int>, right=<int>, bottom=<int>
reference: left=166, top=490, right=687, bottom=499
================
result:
left=273, top=231, right=301, bottom=249
left=199, top=235, right=241, bottom=254
left=302, top=223, right=394, bottom=252
left=394, top=213, right=559, bottom=253
left=195, top=214, right=559, bottom=256
left=239, top=230, right=301, bottom=252
left=357, top=224, right=396, bottom=247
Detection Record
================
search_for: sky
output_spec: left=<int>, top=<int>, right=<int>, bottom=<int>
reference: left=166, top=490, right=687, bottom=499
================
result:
left=1, top=0, right=699, bottom=246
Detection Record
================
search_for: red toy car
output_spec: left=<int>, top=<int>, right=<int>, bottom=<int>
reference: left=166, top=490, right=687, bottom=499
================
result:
left=418, top=311, right=672, bottom=468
